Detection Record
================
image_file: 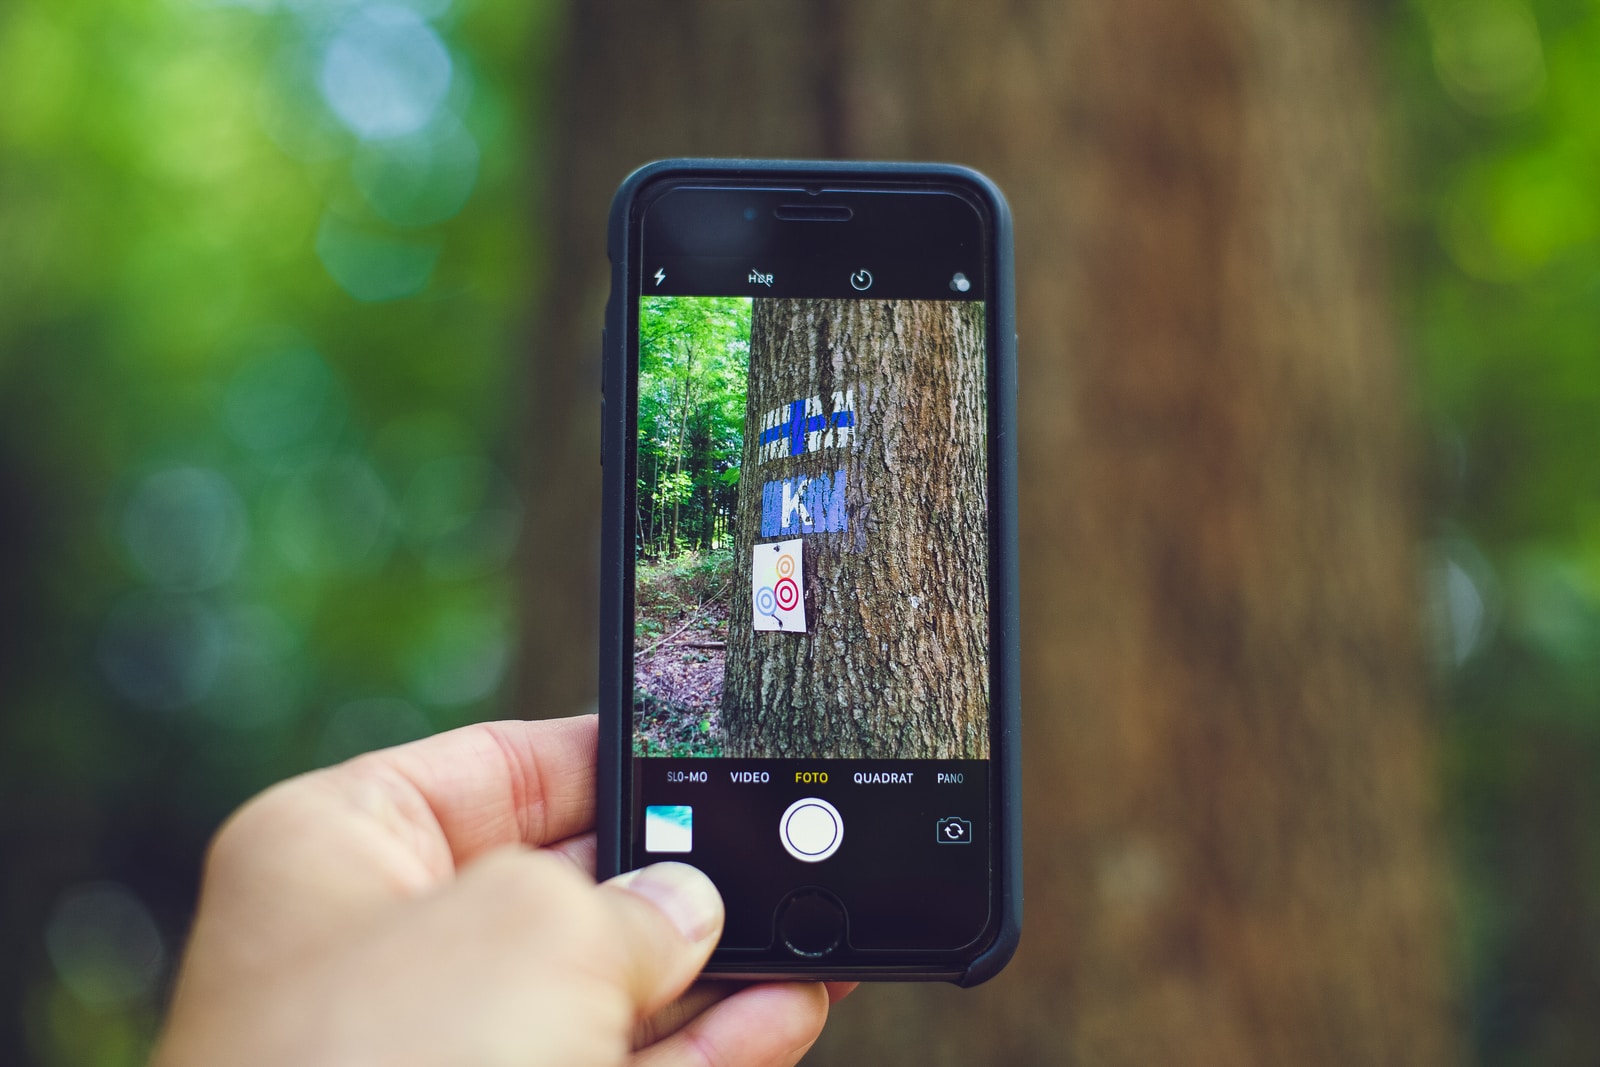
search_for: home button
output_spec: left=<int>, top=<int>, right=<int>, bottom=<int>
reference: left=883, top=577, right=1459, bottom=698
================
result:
left=776, top=888, right=846, bottom=959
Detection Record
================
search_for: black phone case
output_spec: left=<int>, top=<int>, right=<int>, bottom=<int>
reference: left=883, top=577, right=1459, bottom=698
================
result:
left=597, top=159, right=1020, bottom=985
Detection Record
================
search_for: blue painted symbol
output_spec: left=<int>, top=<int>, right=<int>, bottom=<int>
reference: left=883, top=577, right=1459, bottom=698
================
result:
left=761, top=469, right=848, bottom=537
left=757, top=391, right=855, bottom=463
left=755, top=585, right=777, bottom=618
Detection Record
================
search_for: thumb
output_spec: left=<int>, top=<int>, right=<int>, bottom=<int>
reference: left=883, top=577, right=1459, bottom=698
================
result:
left=597, top=862, right=725, bottom=1016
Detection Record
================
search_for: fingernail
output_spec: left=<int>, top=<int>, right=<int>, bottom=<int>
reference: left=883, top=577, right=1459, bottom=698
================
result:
left=609, top=862, right=723, bottom=943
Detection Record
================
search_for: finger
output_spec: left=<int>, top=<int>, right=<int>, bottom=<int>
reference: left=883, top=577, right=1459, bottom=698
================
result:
left=192, top=717, right=598, bottom=963
left=543, top=830, right=598, bottom=877
left=633, top=982, right=740, bottom=1049
left=630, top=982, right=830, bottom=1067
left=332, top=715, right=598, bottom=866
left=366, top=853, right=723, bottom=1066
left=824, top=981, right=858, bottom=1004
left=600, top=863, right=725, bottom=1016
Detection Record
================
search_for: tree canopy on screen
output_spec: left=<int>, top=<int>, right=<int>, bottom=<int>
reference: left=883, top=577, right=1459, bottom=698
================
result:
left=635, top=296, right=750, bottom=559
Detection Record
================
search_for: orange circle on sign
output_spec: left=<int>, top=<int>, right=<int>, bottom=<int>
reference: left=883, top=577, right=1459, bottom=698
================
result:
left=774, top=576, right=800, bottom=611
left=776, top=554, right=795, bottom=578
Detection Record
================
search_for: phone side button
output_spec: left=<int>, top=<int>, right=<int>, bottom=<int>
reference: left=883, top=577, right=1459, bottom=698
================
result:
left=775, top=888, right=846, bottom=959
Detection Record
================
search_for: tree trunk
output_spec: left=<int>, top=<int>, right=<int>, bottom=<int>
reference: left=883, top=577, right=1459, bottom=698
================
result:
left=643, top=454, right=656, bottom=555
left=722, top=299, right=989, bottom=759
left=668, top=344, right=693, bottom=556
left=525, top=0, right=1458, bottom=1062
left=700, top=483, right=712, bottom=550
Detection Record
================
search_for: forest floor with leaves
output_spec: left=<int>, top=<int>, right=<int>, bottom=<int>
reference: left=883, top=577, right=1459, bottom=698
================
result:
left=633, top=548, right=732, bottom=757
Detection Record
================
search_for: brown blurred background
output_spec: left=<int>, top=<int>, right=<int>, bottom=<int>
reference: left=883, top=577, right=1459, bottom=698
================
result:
left=4, top=0, right=1595, bottom=1063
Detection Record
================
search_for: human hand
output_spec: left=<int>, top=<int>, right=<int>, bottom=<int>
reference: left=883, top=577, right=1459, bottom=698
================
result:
left=152, top=715, right=853, bottom=1067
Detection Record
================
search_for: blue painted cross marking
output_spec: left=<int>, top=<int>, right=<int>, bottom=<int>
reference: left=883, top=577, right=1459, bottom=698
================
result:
left=757, top=390, right=855, bottom=463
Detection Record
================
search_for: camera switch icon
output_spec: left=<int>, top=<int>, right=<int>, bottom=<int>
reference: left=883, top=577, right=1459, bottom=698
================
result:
left=935, top=816, right=972, bottom=844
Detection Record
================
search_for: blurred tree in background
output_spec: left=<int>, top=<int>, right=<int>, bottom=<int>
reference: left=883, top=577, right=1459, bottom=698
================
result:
left=0, top=0, right=1596, bottom=1064
left=533, top=1, right=1454, bottom=1063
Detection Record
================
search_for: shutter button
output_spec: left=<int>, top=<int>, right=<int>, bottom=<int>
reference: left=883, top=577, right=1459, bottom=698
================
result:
left=779, top=797, right=842, bottom=862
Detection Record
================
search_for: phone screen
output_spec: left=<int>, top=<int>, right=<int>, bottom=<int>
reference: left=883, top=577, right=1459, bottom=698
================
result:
left=624, top=182, right=997, bottom=961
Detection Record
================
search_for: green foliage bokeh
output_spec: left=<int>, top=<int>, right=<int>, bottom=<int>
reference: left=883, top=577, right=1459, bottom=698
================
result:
left=1395, top=0, right=1600, bottom=1060
left=0, top=0, right=554, bottom=1061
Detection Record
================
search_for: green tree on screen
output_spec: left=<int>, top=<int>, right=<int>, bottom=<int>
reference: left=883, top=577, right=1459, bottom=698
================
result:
left=636, top=296, right=750, bottom=559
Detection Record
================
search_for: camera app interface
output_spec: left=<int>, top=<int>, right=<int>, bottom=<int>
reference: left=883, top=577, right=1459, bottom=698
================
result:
left=632, top=237, right=993, bottom=954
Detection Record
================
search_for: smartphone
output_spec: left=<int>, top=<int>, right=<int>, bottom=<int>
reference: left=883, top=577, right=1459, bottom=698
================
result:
left=597, top=159, right=1019, bottom=984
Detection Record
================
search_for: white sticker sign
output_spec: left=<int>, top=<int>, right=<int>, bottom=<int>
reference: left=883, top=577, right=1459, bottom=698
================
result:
left=752, top=539, right=807, bottom=632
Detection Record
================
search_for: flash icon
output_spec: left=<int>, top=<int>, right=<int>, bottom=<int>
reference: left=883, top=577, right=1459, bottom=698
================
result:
left=653, top=268, right=665, bottom=286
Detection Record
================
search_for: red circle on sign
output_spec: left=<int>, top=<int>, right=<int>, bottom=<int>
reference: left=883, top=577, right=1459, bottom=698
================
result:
left=774, top=576, right=800, bottom=611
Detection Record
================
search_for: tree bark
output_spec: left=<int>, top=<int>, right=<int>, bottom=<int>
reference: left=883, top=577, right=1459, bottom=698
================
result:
left=722, top=299, right=989, bottom=759
left=525, top=0, right=1459, bottom=1062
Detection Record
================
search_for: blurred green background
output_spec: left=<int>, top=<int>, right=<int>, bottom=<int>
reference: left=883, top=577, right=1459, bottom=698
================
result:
left=0, top=0, right=1596, bottom=1063
left=0, top=0, right=547, bottom=1058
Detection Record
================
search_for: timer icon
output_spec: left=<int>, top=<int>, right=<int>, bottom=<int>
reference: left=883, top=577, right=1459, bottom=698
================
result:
left=849, top=269, right=873, bottom=291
